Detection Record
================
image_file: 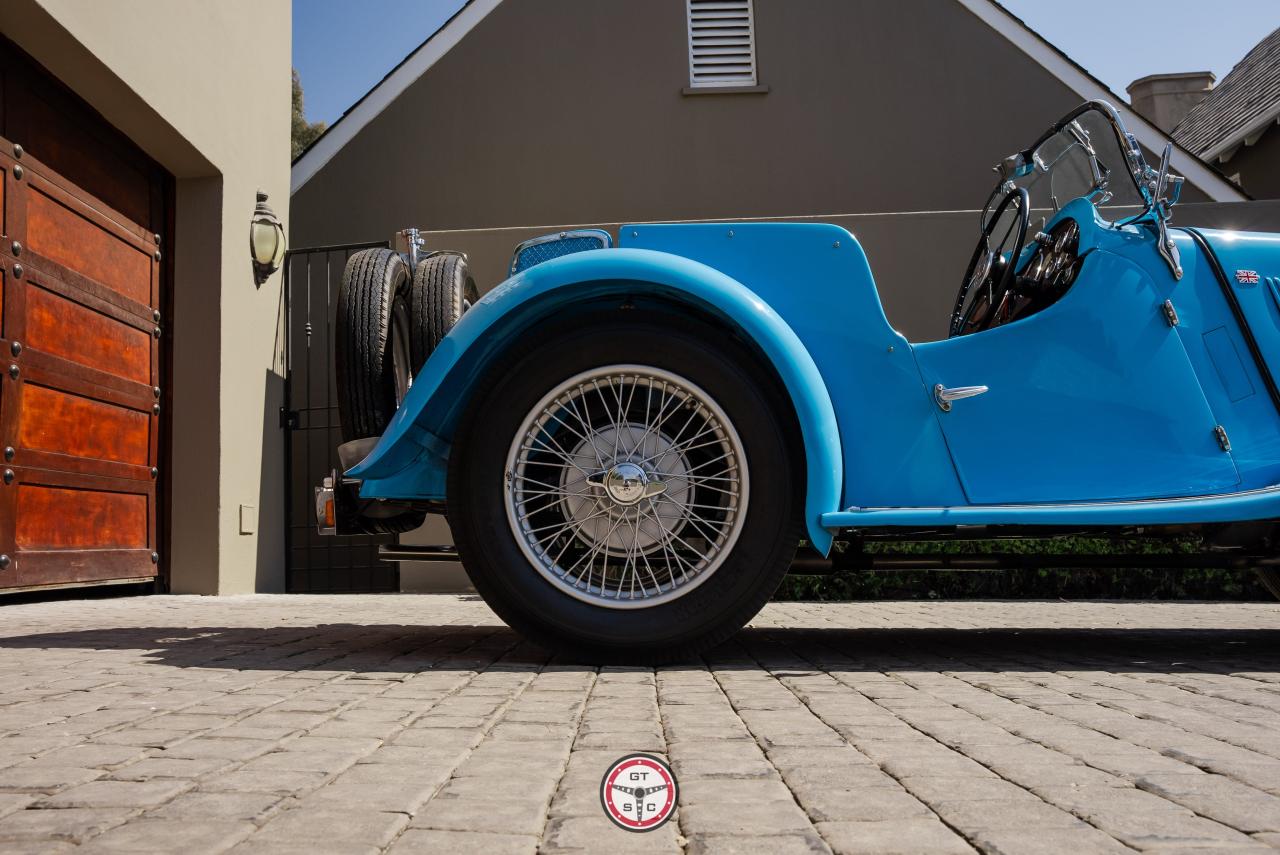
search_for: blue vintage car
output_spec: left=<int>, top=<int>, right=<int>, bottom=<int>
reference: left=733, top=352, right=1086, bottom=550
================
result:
left=318, top=101, right=1280, bottom=662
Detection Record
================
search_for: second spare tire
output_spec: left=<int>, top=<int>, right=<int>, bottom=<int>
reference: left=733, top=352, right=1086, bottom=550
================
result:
left=408, top=252, right=479, bottom=369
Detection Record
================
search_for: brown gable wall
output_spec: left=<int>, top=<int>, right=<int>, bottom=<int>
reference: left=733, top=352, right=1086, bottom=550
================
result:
left=291, top=0, right=1211, bottom=248
left=1222, top=130, right=1280, bottom=200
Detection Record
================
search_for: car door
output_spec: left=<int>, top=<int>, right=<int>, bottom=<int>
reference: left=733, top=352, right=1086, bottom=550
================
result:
left=911, top=249, right=1240, bottom=504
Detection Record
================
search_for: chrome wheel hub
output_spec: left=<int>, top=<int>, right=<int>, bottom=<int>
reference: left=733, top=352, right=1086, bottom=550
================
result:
left=564, top=424, right=691, bottom=558
left=603, top=462, right=649, bottom=505
left=506, top=365, right=748, bottom=609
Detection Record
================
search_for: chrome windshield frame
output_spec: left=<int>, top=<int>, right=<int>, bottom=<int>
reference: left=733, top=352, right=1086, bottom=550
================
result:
left=998, top=101, right=1152, bottom=206
left=989, top=100, right=1184, bottom=279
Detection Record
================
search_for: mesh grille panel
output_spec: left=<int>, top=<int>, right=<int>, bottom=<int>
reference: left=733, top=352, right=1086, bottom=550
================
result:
left=512, top=234, right=609, bottom=274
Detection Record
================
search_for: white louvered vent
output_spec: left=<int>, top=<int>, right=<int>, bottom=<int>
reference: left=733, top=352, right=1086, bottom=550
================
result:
left=686, top=0, right=758, bottom=89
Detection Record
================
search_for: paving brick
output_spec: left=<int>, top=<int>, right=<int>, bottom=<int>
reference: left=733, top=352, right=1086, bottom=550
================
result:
left=437, top=773, right=558, bottom=803
left=161, top=738, right=275, bottom=762
left=387, top=828, right=537, bottom=855
left=144, top=790, right=284, bottom=822
left=814, top=818, right=974, bottom=854
left=108, top=757, right=232, bottom=780
left=679, top=800, right=815, bottom=835
left=1032, top=783, right=1197, bottom=818
left=92, top=730, right=191, bottom=748
left=1136, top=771, right=1280, bottom=832
left=684, top=831, right=831, bottom=855
left=541, top=815, right=680, bottom=853
left=1087, top=809, right=1257, bottom=849
left=765, top=746, right=876, bottom=770
left=669, top=753, right=776, bottom=780
left=0, top=793, right=34, bottom=818
left=967, top=826, right=1131, bottom=854
left=926, top=797, right=1088, bottom=833
left=38, top=778, right=192, bottom=809
left=778, top=764, right=904, bottom=791
left=238, top=751, right=356, bottom=774
left=249, top=807, right=409, bottom=848
left=411, top=796, right=549, bottom=836
left=792, top=785, right=935, bottom=823
left=328, top=762, right=452, bottom=790
left=32, top=745, right=149, bottom=769
left=3, top=595, right=1280, bottom=853
left=0, top=765, right=103, bottom=794
left=678, top=777, right=796, bottom=804
left=75, top=819, right=254, bottom=853
left=200, top=769, right=329, bottom=795
left=0, top=839, right=78, bottom=854
left=896, top=775, right=1034, bottom=803
left=989, top=761, right=1129, bottom=789
left=0, top=807, right=133, bottom=843
left=303, top=779, right=442, bottom=813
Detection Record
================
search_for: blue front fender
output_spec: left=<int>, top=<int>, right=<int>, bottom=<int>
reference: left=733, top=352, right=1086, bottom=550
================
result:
left=347, top=247, right=842, bottom=553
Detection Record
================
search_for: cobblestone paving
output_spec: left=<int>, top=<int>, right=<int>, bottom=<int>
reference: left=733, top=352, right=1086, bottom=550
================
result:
left=0, top=595, right=1279, bottom=853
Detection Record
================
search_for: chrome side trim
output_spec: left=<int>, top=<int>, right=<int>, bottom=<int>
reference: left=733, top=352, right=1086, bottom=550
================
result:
left=821, top=483, right=1280, bottom=529
left=844, top=482, right=1280, bottom=513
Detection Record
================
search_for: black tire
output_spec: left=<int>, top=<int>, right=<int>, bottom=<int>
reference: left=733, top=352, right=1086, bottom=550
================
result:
left=1257, top=569, right=1280, bottom=600
left=335, top=248, right=411, bottom=443
left=334, top=248, right=424, bottom=535
left=447, top=313, right=802, bottom=664
left=409, top=253, right=479, bottom=368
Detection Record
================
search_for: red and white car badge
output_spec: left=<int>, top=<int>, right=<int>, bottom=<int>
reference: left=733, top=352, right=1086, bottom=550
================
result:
left=1236, top=269, right=1260, bottom=285
left=600, top=753, right=677, bottom=832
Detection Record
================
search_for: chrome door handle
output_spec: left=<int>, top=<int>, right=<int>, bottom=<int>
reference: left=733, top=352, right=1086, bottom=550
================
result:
left=934, top=384, right=988, bottom=411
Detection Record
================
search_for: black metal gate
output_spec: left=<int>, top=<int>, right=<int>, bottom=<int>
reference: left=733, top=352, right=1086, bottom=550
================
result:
left=282, top=242, right=399, bottom=593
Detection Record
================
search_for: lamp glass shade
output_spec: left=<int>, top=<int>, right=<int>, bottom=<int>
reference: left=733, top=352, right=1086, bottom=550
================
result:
left=251, top=220, right=281, bottom=265
left=271, top=226, right=287, bottom=266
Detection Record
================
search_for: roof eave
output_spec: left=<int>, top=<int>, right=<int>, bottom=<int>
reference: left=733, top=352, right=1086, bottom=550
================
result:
left=291, top=0, right=503, bottom=196
left=1199, top=110, right=1280, bottom=163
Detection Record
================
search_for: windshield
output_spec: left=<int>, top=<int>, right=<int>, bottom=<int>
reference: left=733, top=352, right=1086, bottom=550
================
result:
left=985, top=102, right=1150, bottom=232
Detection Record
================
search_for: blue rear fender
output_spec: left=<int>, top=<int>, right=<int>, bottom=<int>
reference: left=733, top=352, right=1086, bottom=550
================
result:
left=347, top=247, right=843, bottom=553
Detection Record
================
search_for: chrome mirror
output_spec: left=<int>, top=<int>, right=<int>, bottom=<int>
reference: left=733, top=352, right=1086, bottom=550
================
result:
left=1153, top=142, right=1183, bottom=215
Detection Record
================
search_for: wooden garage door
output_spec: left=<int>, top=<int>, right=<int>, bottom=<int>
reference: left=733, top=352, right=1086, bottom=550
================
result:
left=0, top=140, right=161, bottom=590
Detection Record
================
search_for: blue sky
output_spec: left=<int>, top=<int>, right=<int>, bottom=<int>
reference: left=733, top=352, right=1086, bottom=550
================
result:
left=293, top=0, right=465, bottom=127
left=292, top=0, right=1280, bottom=128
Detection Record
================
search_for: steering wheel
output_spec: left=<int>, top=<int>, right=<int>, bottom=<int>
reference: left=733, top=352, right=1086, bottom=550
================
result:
left=950, top=187, right=1030, bottom=337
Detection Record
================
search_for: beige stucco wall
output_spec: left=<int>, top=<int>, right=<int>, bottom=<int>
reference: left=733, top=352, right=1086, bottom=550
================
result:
left=0, top=0, right=292, bottom=593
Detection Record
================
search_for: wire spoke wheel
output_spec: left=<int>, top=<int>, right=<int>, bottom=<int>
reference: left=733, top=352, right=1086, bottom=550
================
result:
left=450, top=315, right=799, bottom=663
left=505, top=365, right=749, bottom=609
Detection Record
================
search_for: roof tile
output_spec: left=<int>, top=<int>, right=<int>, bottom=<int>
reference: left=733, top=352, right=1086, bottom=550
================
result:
left=1174, top=27, right=1280, bottom=158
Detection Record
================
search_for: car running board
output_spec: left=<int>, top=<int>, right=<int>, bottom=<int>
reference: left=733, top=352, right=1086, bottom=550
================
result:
left=822, top=483, right=1280, bottom=529
left=378, top=545, right=459, bottom=563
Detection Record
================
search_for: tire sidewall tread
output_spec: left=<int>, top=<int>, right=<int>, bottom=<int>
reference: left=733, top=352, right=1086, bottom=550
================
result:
left=335, top=248, right=409, bottom=442
left=410, top=254, right=479, bottom=369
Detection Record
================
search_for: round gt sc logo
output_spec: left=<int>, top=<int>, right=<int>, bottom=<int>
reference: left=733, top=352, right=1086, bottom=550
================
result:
left=600, top=753, right=677, bottom=832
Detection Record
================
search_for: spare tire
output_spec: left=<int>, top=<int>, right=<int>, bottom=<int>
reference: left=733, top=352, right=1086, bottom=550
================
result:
left=334, top=248, right=425, bottom=535
left=335, top=247, right=411, bottom=443
left=408, top=252, right=479, bottom=369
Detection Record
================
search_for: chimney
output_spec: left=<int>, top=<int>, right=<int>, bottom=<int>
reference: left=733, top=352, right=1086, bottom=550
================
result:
left=1127, top=71, right=1215, bottom=133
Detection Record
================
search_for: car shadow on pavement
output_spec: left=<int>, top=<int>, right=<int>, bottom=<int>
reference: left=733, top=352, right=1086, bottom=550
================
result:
left=0, top=624, right=1276, bottom=675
